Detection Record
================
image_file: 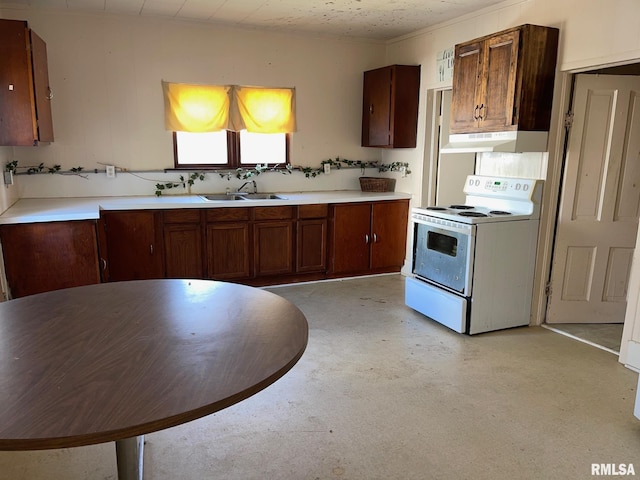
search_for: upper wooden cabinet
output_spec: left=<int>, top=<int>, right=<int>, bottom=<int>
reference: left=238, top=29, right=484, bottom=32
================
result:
left=0, top=19, right=54, bottom=146
left=450, top=24, right=559, bottom=134
left=362, top=64, right=420, bottom=148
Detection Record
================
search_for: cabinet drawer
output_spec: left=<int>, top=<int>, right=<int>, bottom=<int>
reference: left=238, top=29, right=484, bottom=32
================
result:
left=206, top=207, right=251, bottom=222
left=298, top=204, right=328, bottom=219
left=163, top=209, right=201, bottom=223
left=254, top=206, right=294, bottom=221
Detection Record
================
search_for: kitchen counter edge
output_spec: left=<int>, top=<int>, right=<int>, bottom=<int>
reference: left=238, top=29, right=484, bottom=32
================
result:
left=0, top=191, right=412, bottom=225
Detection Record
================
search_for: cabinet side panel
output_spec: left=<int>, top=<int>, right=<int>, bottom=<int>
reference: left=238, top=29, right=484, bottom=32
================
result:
left=391, top=65, right=420, bottom=148
left=517, top=25, right=559, bottom=131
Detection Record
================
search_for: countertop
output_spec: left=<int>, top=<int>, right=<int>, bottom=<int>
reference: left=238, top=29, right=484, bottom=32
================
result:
left=0, top=190, right=412, bottom=224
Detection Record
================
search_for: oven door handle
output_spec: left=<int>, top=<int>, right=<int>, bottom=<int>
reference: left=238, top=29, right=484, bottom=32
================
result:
left=414, top=221, right=474, bottom=236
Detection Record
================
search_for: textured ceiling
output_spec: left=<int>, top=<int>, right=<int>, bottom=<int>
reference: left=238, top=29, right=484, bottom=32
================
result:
left=0, top=0, right=506, bottom=40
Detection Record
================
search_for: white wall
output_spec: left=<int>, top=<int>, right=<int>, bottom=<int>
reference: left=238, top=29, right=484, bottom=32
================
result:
left=1, top=8, right=388, bottom=197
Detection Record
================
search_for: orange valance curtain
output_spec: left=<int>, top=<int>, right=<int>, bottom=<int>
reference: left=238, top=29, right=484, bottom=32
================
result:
left=231, top=86, right=296, bottom=133
left=162, top=81, right=296, bottom=134
left=162, top=81, right=231, bottom=132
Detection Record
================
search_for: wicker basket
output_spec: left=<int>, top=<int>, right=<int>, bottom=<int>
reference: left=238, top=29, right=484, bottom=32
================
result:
left=359, top=177, right=396, bottom=192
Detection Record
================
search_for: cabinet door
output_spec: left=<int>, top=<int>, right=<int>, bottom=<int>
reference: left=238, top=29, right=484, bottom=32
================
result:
left=0, top=221, right=101, bottom=298
left=330, top=203, right=371, bottom=274
left=481, top=30, right=520, bottom=131
left=370, top=200, right=409, bottom=270
left=164, top=224, right=203, bottom=278
left=451, top=41, right=484, bottom=134
left=205, top=223, right=251, bottom=280
left=362, top=67, right=392, bottom=147
left=297, top=219, right=327, bottom=273
left=0, top=20, right=53, bottom=146
left=254, top=221, right=294, bottom=277
left=102, top=211, right=164, bottom=281
left=29, top=30, right=53, bottom=142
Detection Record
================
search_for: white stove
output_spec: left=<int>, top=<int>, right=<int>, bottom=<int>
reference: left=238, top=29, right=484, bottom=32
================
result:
left=406, top=175, right=544, bottom=335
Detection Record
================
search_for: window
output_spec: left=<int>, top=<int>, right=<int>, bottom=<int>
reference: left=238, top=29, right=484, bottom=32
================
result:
left=174, top=130, right=289, bottom=169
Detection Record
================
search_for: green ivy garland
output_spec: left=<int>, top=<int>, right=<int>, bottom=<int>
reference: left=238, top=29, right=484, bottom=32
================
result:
left=5, top=157, right=411, bottom=196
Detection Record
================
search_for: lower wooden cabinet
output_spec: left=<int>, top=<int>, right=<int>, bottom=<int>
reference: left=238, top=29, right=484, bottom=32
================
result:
left=0, top=220, right=101, bottom=298
left=205, top=207, right=251, bottom=280
left=100, top=210, right=164, bottom=281
left=329, top=200, right=409, bottom=275
left=0, top=199, right=408, bottom=297
left=163, top=209, right=203, bottom=279
left=254, top=206, right=294, bottom=277
left=297, top=204, right=328, bottom=273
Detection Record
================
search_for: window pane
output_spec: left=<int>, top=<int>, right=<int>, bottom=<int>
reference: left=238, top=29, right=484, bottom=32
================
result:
left=175, top=131, right=228, bottom=165
left=239, top=131, right=286, bottom=165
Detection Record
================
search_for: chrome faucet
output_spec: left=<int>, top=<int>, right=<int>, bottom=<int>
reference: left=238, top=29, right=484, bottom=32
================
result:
left=236, top=180, right=257, bottom=194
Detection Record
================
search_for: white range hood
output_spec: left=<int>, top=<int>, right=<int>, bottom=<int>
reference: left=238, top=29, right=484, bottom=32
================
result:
left=441, top=131, right=549, bottom=153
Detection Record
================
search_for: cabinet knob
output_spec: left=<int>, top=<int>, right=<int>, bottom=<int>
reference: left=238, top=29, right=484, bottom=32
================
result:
left=150, top=244, right=154, bottom=254
left=46, top=86, right=53, bottom=100
left=369, top=104, right=374, bottom=115
left=473, top=104, right=479, bottom=120
left=365, top=234, right=370, bottom=244
left=373, top=233, right=378, bottom=243
left=478, top=103, right=485, bottom=120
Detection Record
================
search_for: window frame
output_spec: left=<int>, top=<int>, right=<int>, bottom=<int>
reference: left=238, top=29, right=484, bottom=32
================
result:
left=172, top=131, right=290, bottom=170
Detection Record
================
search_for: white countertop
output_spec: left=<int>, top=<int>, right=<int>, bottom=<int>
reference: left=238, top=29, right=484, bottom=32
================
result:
left=0, top=190, right=412, bottom=224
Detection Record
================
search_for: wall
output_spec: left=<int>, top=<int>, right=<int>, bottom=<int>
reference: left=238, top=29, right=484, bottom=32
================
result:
left=1, top=8, right=388, bottom=197
left=0, top=147, right=19, bottom=214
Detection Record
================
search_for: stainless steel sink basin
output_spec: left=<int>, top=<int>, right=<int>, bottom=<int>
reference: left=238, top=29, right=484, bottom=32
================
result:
left=200, top=194, right=246, bottom=201
left=242, top=193, right=287, bottom=200
left=200, top=193, right=287, bottom=201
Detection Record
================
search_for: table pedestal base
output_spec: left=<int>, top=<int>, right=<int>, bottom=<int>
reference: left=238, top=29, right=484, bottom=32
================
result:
left=115, top=435, right=144, bottom=480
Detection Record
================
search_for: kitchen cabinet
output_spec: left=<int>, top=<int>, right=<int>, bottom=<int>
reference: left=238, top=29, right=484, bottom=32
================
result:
left=361, top=64, right=420, bottom=148
left=253, top=206, right=294, bottom=277
left=0, top=19, right=54, bottom=146
left=329, top=200, right=409, bottom=275
left=163, top=209, right=203, bottom=278
left=450, top=24, right=559, bottom=134
left=205, top=207, right=251, bottom=280
left=100, top=210, right=164, bottom=281
left=0, top=220, right=100, bottom=298
left=296, top=204, right=328, bottom=273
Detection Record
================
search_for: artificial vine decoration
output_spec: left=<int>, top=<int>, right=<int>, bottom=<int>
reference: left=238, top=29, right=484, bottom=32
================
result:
left=5, top=160, right=87, bottom=178
left=218, top=163, right=294, bottom=181
left=155, top=172, right=206, bottom=196
left=299, top=157, right=411, bottom=178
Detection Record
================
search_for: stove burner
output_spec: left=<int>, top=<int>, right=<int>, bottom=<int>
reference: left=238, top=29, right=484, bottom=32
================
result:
left=458, top=211, right=488, bottom=218
left=426, top=206, right=447, bottom=211
left=449, top=205, right=474, bottom=210
left=489, top=210, right=512, bottom=215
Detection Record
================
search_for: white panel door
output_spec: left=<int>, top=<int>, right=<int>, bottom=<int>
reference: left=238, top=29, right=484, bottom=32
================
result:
left=547, top=74, right=640, bottom=324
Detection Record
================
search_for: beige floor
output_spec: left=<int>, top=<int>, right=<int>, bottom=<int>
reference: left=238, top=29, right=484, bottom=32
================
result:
left=1, top=274, right=639, bottom=480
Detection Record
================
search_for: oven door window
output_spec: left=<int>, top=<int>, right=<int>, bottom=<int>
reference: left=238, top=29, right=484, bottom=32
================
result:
left=427, top=231, right=457, bottom=256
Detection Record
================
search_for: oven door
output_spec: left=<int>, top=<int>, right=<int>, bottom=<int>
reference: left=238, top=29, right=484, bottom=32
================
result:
left=412, top=219, right=475, bottom=296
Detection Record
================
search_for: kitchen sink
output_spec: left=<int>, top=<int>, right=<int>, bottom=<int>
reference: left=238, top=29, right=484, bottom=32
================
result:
left=200, top=193, right=288, bottom=201
left=200, top=194, right=246, bottom=201
left=241, top=193, right=287, bottom=200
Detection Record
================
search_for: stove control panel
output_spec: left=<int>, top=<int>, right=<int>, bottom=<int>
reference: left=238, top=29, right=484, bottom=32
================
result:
left=464, top=175, right=540, bottom=199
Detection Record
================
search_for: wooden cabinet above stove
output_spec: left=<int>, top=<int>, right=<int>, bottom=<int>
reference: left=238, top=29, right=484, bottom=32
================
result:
left=450, top=24, right=559, bottom=135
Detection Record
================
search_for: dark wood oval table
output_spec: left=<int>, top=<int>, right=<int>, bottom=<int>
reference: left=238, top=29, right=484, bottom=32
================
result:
left=0, top=279, right=308, bottom=479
